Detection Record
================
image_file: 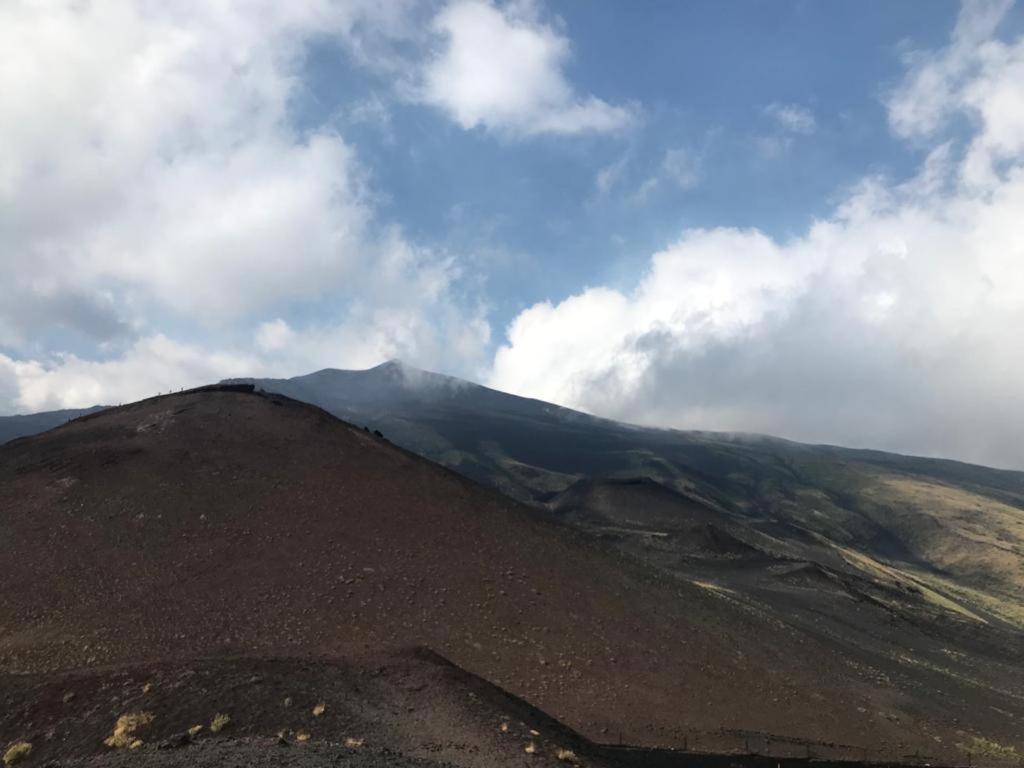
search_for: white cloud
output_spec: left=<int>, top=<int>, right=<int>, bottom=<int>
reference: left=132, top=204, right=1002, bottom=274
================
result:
left=0, top=336, right=259, bottom=413
left=417, top=0, right=633, bottom=137
left=888, top=0, right=1024, bottom=189
left=0, top=0, right=489, bottom=411
left=256, top=319, right=298, bottom=353
left=489, top=4, right=1024, bottom=469
left=764, top=103, right=817, bottom=134
left=0, top=1, right=385, bottom=324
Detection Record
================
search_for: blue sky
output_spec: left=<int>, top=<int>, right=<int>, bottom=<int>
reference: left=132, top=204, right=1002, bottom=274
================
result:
left=3, top=0, right=1024, bottom=469
left=310, top=1, right=963, bottom=329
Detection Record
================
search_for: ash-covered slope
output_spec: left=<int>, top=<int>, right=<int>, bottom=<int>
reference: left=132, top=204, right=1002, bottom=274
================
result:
left=0, top=649, right=615, bottom=768
left=1, top=386, right=1023, bottom=760
left=228, top=362, right=1024, bottom=632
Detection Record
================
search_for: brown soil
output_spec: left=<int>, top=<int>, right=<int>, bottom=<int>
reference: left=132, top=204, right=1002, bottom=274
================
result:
left=0, top=389, right=1021, bottom=762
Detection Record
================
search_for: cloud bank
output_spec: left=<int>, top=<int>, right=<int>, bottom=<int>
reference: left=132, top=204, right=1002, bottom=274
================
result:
left=4, top=0, right=1022, bottom=472
left=0, top=0, right=491, bottom=412
left=490, top=1, right=1024, bottom=469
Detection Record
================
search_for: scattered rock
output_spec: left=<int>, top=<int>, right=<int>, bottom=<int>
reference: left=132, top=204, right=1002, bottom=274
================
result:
left=157, top=731, right=192, bottom=750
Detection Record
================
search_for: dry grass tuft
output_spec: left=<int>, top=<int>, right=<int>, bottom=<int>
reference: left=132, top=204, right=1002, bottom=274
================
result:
left=3, top=743, right=32, bottom=766
left=344, top=737, right=365, bottom=748
left=296, top=731, right=311, bottom=742
left=104, top=712, right=154, bottom=749
left=556, top=747, right=580, bottom=763
left=958, top=736, right=1018, bottom=758
left=209, top=713, right=231, bottom=733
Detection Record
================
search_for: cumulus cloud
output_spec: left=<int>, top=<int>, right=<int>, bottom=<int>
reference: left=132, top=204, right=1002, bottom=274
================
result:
left=489, top=3, right=1024, bottom=469
left=0, top=1, right=383, bottom=323
left=0, top=336, right=258, bottom=414
left=417, top=0, right=633, bottom=137
left=888, top=0, right=1024, bottom=189
left=0, top=0, right=489, bottom=411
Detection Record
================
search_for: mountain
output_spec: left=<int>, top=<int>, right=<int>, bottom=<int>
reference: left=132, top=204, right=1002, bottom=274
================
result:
left=0, top=405, right=106, bottom=445
left=228, top=361, right=1024, bottom=632
left=2, top=385, right=1022, bottom=763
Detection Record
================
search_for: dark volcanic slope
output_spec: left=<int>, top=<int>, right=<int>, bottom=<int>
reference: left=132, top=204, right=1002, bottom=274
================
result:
left=0, top=406, right=106, bottom=445
left=229, top=363, right=1024, bottom=633
left=1, top=389, right=1022, bottom=760
left=0, top=649, right=614, bottom=768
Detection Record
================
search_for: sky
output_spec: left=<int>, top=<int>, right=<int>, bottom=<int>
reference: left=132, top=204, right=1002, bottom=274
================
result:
left=2, top=0, right=1024, bottom=469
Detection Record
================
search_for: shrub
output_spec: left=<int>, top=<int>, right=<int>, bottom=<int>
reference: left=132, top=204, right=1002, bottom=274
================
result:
left=3, top=742, right=32, bottom=766
left=959, top=736, right=1018, bottom=758
left=104, top=712, right=154, bottom=749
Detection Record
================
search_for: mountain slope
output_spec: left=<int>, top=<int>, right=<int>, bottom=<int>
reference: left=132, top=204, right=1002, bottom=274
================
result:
left=0, top=649, right=616, bottom=768
left=0, top=405, right=106, bottom=445
left=2, top=386, right=1022, bottom=760
left=227, top=362, right=1024, bottom=630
